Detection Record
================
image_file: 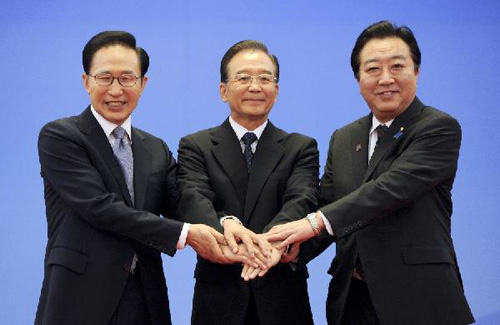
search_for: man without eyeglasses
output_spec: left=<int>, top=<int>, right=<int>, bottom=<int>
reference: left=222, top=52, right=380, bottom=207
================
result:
left=176, top=40, right=319, bottom=325
left=35, top=30, right=252, bottom=325
left=266, top=21, right=474, bottom=325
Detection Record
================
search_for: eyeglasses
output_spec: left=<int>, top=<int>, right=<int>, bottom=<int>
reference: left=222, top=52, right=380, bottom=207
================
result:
left=89, top=73, right=141, bottom=87
left=226, top=74, right=277, bottom=86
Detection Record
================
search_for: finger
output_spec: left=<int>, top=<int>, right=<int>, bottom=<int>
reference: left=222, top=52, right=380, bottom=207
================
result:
left=233, top=254, right=258, bottom=268
left=240, top=234, right=255, bottom=258
left=290, top=243, right=300, bottom=255
left=210, top=229, right=227, bottom=245
left=211, top=244, right=230, bottom=264
left=255, top=235, right=272, bottom=258
left=266, top=224, right=285, bottom=235
left=225, top=232, right=239, bottom=254
left=280, top=252, right=291, bottom=263
left=241, top=264, right=249, bottom=279
left=263, top=231, right=289, bottom=242
left=251, top=249, right=268, bottom=270
left=275, top=236, right=295, bottom=250
left=258, top=268, right=269, bottom=277
left=243, top=265, right=256, bottom=281
left=247, top=267, right=261, bottom=280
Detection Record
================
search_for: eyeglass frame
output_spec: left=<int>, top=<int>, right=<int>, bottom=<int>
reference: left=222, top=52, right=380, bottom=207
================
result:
left=88, top=73, right=143, bottom=87
left=225, top=73, right=278, bottom=86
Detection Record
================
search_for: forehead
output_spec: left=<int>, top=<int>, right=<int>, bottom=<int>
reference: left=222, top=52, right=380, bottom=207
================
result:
left=227, top=50, right=275, bottom=74
left=90, top=45, right=140, bottom=73
left=360, top=37, right=411, bottom=63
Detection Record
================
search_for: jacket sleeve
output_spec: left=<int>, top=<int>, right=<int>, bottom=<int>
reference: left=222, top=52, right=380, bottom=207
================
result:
left=321, top=113, right=461, bottom=239
left=263, top=136, right=320, bottom=233
left=176, top=135, right=224, bottom=232
left=38, top=120, right=183, bottom=256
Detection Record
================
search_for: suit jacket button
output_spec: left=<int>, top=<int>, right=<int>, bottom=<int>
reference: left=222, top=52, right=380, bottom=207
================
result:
left=123, top=264, right=131, bottom=272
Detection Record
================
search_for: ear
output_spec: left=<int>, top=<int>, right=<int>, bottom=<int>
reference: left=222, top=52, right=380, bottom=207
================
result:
left=274, top=83, right=279, bottom=102
left=219, top=82, right=228, bottom=102
left=82, top=73, right=90, bottom=94
left=139, top=75, right=148, bottom=94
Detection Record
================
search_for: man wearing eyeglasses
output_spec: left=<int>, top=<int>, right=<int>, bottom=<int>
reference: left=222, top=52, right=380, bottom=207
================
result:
left=176, top=40, right=319, bottom=325
left=34, top=31, right=254, bottom=325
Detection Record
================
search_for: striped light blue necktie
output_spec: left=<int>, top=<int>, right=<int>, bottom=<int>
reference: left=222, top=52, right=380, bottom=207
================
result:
left=111, top=126, right=134, bottom=203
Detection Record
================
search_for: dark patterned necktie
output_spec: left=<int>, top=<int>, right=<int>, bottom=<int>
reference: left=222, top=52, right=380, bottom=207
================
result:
left=242, top=132, right=257, bottom=171
left=375, top=124, right=389, bottom=145
left=111, top=126, right=134, bottom=203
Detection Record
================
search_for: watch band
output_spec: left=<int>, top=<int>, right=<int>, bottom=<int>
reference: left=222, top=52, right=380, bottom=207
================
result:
left=306, top=212, right=321, bottom=237
left=221, top=216, right=243, bottom=227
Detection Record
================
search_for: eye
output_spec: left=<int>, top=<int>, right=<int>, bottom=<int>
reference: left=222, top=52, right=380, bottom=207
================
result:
left=120, top=74, right=135, bottom=81
left=236, top=75, right=251, bottom=83
left=258, top=74, right=274, bottom=84
left=96, top=74, right=113, bottom=82
left=392, top=63, right=405, bottom=70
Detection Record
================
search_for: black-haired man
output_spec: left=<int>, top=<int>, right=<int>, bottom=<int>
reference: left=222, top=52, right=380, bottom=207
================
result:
left=267, top=21, right=474, bottom=325
left=35, top=30, right=234, bottom=325
left=177, top=40, right=319, bottom=324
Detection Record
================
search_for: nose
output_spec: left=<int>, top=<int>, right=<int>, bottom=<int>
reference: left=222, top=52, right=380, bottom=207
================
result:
left=378, top=67, right=395, bottom=85
left=248, top=77, right=262, bottom=91
left=107, top=78, right=123, bottom=95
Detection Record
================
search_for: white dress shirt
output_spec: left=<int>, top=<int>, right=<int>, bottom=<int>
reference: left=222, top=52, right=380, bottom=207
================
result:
left=90, top=106, right=189, bottom=249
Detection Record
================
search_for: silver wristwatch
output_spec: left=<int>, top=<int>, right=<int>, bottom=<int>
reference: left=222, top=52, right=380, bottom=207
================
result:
left=306, top=212, right=321, bottom=237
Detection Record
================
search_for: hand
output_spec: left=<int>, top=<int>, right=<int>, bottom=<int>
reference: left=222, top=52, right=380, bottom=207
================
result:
left=223, top=219, right=272, bottom=259
left=220, top=243, right=269, bottom=270
left=241, top=242, right=285, bottom=281
left=265, top=217, right=320, bottom=250
left=186, top=224, right=229, bottom=264
left=280, top=243, right=300, bottom=264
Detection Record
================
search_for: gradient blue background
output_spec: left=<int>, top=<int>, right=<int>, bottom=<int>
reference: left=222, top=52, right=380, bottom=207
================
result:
left=1, top=1, right=499, bottom=324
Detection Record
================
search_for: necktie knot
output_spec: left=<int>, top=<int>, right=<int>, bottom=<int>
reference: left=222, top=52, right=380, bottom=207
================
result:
left=375, top=124, right=389, bottom=143
left=112, top=126, right=126, bottom=140
left=242, top=132, right=257, bottom=146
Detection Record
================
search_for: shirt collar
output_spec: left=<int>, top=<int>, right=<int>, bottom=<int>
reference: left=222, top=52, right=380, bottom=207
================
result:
left=90, top=105, right=132, bottom=140
left=229, top=116, right=268, bottom=141
left=370, top=115, right=394, bottom=135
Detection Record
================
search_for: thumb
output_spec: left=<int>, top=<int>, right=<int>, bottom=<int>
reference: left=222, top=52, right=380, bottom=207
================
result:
left=210, top=229, right=227, bottom=245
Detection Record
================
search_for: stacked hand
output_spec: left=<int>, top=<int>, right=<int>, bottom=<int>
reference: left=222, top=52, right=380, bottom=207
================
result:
left=264, top=218, right=319, bottom=250
left=186, top=221, right=273, bottom=269
left=187, top=216, right=320, bottom=280
left=240, top=241, right=301, bottom=281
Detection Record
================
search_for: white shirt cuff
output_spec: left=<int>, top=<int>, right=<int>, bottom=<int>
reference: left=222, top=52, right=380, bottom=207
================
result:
left=176, top=223, right=190, bottom=250
left=318, top=211, right=334, bottom=236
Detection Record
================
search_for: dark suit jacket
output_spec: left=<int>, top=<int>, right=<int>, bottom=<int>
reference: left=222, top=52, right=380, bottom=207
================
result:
left=307, top=97, right=474, bottom=325
left=177, top=119, right=319, bottom=325
left=35, top=107, right=183, bottom=325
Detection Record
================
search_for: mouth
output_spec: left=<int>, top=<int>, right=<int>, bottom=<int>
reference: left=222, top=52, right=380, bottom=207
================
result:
left=243, top=98, right=265, bottom=103
left=106, top=101, right=126, bottom=110
left=376, top=90, right=398, bottom=95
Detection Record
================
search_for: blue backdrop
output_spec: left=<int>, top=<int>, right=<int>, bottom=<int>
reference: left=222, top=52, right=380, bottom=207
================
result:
left=1, top=1, right=499, bottom=324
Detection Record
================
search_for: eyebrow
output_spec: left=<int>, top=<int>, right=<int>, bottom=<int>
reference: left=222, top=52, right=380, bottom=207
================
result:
left=362, top=55, right=408, bottom=65
left=95, top=69, right=137, bottom=75
left=235, top=68, right=274, bottom=75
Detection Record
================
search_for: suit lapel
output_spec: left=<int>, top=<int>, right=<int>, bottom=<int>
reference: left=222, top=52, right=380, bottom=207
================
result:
left=131, top=128, right=151, bottom=210
left=211, top=120, right=249, bottom=206
left=362, top=97, right=424, bottom=183
left=351, top=116, right=370, bottom=187
left=78, top=106, right=133, bottom=206
left=243, top=122, right=284, bottom=223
